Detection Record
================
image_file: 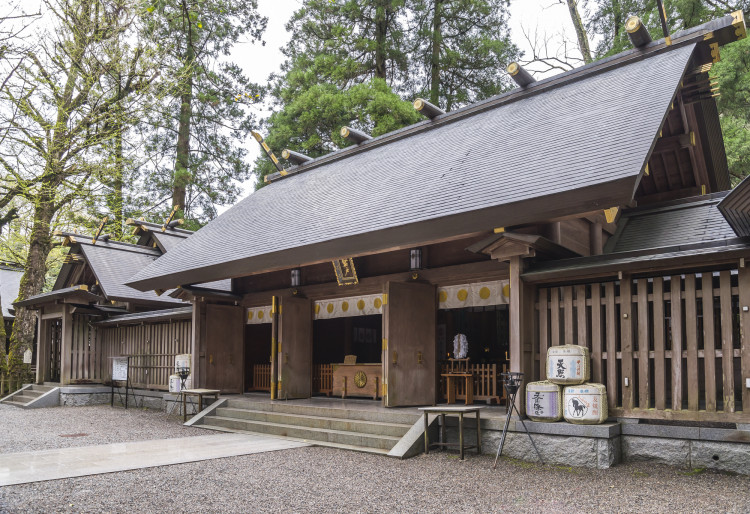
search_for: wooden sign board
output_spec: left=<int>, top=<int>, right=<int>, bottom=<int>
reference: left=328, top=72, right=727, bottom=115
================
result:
left=23, top=349, right=32, bottom=364
left=112, top=357, right=128, bottom=381
left=332, top=258, right=358, bottom=286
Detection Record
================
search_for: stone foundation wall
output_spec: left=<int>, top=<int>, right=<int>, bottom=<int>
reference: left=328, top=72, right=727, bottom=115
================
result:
left=443, top=417, right=750, bottom=474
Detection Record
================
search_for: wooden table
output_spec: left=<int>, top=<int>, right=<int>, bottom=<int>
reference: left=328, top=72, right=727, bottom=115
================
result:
left=181, top=388, right=220, bottom=422
left=442, top=373, right=474, bottom=404
left=419, top=406, right=484, bottom=460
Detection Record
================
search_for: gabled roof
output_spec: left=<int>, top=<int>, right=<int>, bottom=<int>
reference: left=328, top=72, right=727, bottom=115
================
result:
left=605, top=192, right=736, bottom=253
left=1, top=264, right=23, bottom=318
left=128, top=42, right=697, bottom=291
left=75, top=238, right=183, bottom=305
left=14, top=285, right=103, bottom=308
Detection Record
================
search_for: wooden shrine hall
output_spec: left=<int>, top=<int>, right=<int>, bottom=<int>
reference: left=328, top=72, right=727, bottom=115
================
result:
left=15, top=12, right=750, bottom=430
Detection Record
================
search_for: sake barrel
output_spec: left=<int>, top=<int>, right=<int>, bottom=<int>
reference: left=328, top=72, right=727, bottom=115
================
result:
left=526, top=381, right=563, bottom=422
left=169, top=374, right=181, bottom=393
left=546, top=345, right=590, bottom=384
left=563, top=383, right=608, bottom=424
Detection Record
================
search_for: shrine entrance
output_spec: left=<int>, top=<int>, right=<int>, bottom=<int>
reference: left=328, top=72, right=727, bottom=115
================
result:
left=435, top=280, right=511, bottom=405
left=312, top=294, right=384, bottom=400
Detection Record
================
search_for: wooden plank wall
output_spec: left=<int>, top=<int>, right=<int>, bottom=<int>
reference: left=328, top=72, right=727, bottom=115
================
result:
left=64, top=314, right=100, bottom=384
left=536, top=268, right=749, bottom=422
left=98, top=320, right=192, bottom=390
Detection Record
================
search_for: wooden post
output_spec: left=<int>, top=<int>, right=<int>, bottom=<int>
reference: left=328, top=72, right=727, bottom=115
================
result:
left=36, top=312, right=48, bottom=384
left=191, top=300, right=205, bottom=389
left=509, top=255, right=534, bottom=416
left=589, top=222, right=603, bottom=256
left=670, top=275, right=683, bottom=410
left=60, top=304, right=73, bottom=385
left=738, top=264, right=750, bottom=413
left=620, top=275, right=634, bottom=411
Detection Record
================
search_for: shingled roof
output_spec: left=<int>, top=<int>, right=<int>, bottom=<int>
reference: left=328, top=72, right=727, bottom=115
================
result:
left=129, top=41, right=703, bottom=292
left=605, top=192, right=737, bottom=253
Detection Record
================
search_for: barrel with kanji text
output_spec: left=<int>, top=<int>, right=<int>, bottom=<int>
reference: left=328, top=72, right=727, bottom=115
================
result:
left=546, top=345, right=590, bottom=385
left=525, top=381, right=563, bottom=422
left=563, top=383, right=608, bottom=424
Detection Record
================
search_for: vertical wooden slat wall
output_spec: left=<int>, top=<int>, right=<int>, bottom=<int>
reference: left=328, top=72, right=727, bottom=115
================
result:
left=536, top=269, right=747, bottom=422
left=64, top=315, right=99, bottom=384
left=96, top=320, right=191, bottom=390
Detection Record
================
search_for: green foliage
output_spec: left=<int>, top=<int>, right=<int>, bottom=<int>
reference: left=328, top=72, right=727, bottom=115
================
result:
left=255, top=78, right=422, bottom=183
left=714, top=35, right=750, bottom=183
left=408, top=0, right=519, bottom=110
left=254, top=0, right=518, bottom=184
left=137, top=0, right=267, bottom=224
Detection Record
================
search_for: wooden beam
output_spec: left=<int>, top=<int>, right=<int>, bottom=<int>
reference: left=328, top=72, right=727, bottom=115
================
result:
left=652, top=133, right=693, bottom=155
left=509, top=255, right=534, bottom=416
left=738, top=265, right=750, bottom=413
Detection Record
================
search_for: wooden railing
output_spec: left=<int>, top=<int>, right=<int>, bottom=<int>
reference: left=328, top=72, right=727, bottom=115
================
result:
left=252, top=364, right=271, bottom=391
left=439, top=362, right=505, bottom=404
left=536, top=269, right=750, bottom=422
left=313, top=364, right=333, bottom=395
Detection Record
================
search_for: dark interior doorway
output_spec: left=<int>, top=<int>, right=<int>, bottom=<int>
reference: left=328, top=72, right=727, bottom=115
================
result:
left=244, top=323, right=271, bottom=392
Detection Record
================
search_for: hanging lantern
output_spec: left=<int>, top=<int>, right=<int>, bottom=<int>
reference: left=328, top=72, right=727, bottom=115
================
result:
left=410, top=248, right=423, bottom=271
left=291, top=268, right=301, bottom=287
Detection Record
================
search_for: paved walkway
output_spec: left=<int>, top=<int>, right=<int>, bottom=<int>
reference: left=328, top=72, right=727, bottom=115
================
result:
left=0, top=433, right=309, bottom=486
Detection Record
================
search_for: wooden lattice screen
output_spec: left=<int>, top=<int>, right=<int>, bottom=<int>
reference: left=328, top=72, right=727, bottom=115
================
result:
left=99, top=320, right=192, bottom=390
left=536, top=269, right=750, bottom=422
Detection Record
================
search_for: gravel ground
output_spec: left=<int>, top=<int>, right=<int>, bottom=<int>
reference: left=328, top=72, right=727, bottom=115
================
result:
left=1, top=406, right=750, bottom=513
left=0, top=404, right=206, bottom=453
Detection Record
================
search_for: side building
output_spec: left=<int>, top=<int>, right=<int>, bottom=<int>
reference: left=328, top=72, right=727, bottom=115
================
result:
left=15, top=220, right=229, bottom=388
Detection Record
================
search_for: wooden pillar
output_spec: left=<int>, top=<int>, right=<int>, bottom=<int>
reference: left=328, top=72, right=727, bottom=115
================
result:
left=191, top=299, right=206, bottom=388
left=60, top=304, right=73, bottom=385
left=620, top=274, right=634, bottom=411
left=509, top=256, right=535, bottom=416
left=35, top=311, right=48, bottom=384
left=738, top=263, right=750, bottom=414
left=589, top=222, right=603, bottom=255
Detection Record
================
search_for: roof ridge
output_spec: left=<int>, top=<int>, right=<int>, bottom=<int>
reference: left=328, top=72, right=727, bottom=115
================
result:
left=264, top=13, right=740, bottom=186
left=60, top=233, right=162, bottom=255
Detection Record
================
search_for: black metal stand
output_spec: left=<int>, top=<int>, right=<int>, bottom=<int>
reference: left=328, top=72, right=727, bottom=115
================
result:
left=493, top=372, right=544, bottom=469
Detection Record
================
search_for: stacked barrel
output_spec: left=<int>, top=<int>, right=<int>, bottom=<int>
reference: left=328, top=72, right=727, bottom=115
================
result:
left=526, top=345, right=608, bottom=424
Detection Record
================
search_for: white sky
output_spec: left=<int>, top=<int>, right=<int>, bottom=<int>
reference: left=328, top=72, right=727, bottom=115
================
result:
left=227, top=0, right=584, bottom=211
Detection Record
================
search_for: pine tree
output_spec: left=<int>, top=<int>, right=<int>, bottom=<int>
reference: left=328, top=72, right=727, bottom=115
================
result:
left=139, top=0, right=267, bottom=225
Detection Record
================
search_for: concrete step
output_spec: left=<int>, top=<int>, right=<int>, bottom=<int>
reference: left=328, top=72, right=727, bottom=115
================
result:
left=225, top=398, right=420, bottom=425
left=203, top=416, right=401, bottom=451
left=197, top=424, right=391, bottom=456
left=215, top=407, right=412, bottom=438
left=22, top=389, right=45, bottom=398
left=30, top=384, right=56, bottom=393
left=5, top=394, right=36, bottom=404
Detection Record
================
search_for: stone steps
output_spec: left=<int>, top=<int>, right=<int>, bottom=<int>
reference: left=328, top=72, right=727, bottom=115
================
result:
left=0, top=384, right=60, bottom=408
left=196, top=398, right=421, bottom=455
left=199, top=424, right=391, bottom=456
left=203, top=415, right=402, bottom=450
left=214, top=407, right=413, bottom=438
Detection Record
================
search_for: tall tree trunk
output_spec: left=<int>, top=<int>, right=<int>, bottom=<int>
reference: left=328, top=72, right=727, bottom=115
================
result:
left=374, top=1, right=388, bottom=79
left=107, top=77, right=124, bottom=240
left=566, top=0, right=593, bottom=64
left=0, top=292, right=6, bottom=371
left=10, top=190, right=55, bottom=368
left=429, top=0, right=443, bottom=106
left=173, top=21, right=195, bottom=213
